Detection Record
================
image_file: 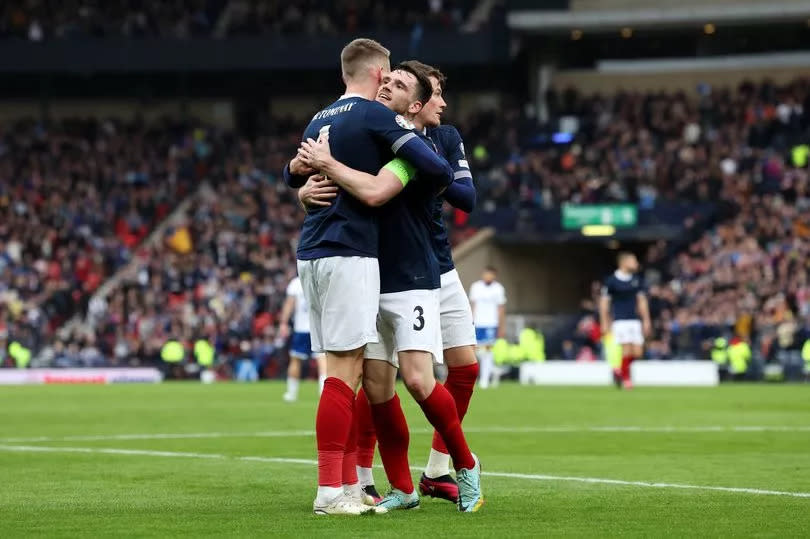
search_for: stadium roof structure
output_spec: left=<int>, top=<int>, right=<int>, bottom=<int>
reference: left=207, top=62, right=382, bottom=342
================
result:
left=508, top=1, right=810, bottom=32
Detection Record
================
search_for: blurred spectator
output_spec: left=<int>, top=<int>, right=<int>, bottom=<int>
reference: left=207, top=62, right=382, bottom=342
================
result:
left=0, top=1, right=483, bottom=41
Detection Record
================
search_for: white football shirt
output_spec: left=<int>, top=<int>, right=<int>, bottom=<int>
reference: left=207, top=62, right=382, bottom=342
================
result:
left=469, top=280, right=506, bottom=328
left=286, top=277, right=310, bottom=334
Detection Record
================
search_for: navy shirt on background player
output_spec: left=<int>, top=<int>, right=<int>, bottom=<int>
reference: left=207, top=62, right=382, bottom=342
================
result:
left=427, top=124, right=475, bottom=275
left=284, top=96, right=453, bottom=262
left=602, top=272, right=646, bottom=321
left=377, top=132, right=452, bottom=294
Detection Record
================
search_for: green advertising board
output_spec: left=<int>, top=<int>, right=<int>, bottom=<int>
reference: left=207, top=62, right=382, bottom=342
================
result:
left=562, top=204, right=638, bottom=230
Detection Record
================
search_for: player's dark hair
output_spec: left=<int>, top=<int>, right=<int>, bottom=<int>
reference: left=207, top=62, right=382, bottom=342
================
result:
left=393, top=62, right=432, bottom=106
left=399, top=59, right=447, bottom=92
left=485, top=265, right=497, bottom=273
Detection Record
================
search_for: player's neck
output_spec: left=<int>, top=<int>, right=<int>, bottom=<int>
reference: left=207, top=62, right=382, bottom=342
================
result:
left=343, top=81, right=378, bottom=101
left=410, top=116, right=425, bottom=131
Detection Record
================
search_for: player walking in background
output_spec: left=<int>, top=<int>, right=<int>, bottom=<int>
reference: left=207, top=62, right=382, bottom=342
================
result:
left=278, top=275, right=326, bottom=402
left=599, top=252, right=652, bottom=390
left=298, top=63, right=483, bottom=513
left=283, top=38, right=454, bottom=516
left=469, top=267, right=506, bottom=389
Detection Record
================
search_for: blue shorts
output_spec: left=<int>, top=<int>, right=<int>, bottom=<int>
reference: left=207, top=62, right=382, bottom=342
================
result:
left=290, top=332, right=313, bottom=359
left=475, top=327, right=497, bottom=346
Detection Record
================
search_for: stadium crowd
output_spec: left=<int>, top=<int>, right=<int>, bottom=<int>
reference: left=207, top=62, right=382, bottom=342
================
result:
left=0, top=117, right=219, bottom=368
left=0, top=1, right=485, bottom=41
left=3, top=76, right=810, bottom=370
left=564, top=78, right=810, bottom=362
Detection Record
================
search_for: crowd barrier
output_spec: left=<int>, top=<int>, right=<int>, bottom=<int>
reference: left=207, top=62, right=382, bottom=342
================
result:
left=0, top=368, right=163, bottom=385
left=519, top=360, right=719, bottom=386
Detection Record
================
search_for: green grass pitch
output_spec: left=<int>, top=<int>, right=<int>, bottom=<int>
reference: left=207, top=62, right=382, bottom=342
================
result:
left=1, top=382, right=809, bottom=537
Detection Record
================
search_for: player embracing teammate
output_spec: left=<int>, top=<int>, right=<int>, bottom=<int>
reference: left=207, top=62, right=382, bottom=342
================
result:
left=284, top=39, right=483, bottom=515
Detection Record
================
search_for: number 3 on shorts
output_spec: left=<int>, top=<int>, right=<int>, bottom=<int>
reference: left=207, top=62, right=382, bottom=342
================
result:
left=413, top=306, right=425, bottom=331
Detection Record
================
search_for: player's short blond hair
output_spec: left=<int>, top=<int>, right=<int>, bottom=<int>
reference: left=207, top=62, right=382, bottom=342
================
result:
left=340, top=38, right=390, bottom=81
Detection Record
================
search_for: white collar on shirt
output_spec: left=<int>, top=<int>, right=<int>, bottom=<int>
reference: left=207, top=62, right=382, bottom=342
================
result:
left=339, top=93, right=367, bottom=100
left=614, top=270, right=633, bottom=281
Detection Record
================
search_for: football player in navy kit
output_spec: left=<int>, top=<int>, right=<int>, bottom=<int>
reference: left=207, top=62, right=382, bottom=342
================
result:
left=283, top=38, right=454, bottom=516
left=297, top=63, right=483, bottom=513
left=599, top=252, right=652, bottom=389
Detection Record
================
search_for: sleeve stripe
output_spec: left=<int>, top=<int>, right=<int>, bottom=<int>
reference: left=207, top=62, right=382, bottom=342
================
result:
left=453, top=170, right=473, bottom=180
left=391, top=132, right=417, bottom=153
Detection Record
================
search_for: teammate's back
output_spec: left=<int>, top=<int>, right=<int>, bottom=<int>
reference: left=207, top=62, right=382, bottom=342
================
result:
left=296, top=96, right=394, bottom=261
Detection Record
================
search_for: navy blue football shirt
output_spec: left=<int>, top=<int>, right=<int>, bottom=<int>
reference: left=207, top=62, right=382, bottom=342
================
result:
left=427, top=124, right=474, bottom=275
left=377, top=132, right=453, bottom=294
left=291, top=95, right=453, bottom=261
left=602, top=271, right=646, bottom=321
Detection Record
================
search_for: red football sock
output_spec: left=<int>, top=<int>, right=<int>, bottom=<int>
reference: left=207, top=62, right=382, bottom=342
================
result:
left=355, top=387, right=377, bottom=469
left=620, top=355, right=633, bottom=382
left=418, top=383, right=475, bottom=471
left=342, top=397, right=359, bottom=485
left=431, top=362, right=479, bottom=454
left=316, top=377, right=354, bottom=487
left=371, top=394, right=413, bottom=493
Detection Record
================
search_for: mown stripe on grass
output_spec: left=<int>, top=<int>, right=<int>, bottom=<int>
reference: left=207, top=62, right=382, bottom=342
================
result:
left=2, top=444, right=809, bottom=499
left=3, top=425, right=810, bottom=443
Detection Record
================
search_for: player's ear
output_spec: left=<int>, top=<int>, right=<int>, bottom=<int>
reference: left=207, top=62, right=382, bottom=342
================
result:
left=409, top=101, right=424, bottom=115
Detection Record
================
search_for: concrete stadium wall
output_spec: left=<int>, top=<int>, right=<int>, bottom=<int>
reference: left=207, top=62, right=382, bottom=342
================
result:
left=452, top=229, right=598, bottom=314
left=553, top=66, right=810, bottom=96
left=571, top=0, right=795, bottom=10
left=0, top=99, right=235, bottom=127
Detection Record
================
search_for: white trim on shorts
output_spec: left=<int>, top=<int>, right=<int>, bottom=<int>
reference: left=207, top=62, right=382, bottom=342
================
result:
left=297, top=256, right=380, bottom=353
left=364, top=288, right=442, bottom=368
left=439, top=269, right=476, bottom=349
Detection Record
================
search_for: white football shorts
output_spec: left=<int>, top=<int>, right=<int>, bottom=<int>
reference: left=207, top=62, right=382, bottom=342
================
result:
left=439, top=269, right=476, bottom=350
left=297, top=256, right=379, bottom=353
left=364, top=288, right=442, bottom=368
left=611, top=319, right=644, bottom=346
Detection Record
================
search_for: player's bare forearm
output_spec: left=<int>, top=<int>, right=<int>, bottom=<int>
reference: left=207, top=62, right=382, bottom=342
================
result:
left=599, top=296, right=611, bottom=332
left=497, top=305, right=506, bottom=338
left=279, top=297, right=295, bottom=328
left=637, top=294, right=652, bottom=334
left=320, top=160, right=400, bottom=207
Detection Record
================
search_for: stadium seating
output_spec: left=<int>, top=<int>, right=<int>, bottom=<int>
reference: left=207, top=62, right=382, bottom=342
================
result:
left=3, top=76, right=810, bottom=372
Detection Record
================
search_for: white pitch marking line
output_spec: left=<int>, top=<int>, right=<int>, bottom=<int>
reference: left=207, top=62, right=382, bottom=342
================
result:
left=3, top=425, right=810, bottom=443
left=1, top=444, right=809, bottom=499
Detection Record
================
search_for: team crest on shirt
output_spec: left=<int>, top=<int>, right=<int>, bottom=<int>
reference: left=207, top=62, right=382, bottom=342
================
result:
left=395, top=114, right=415, bottom=130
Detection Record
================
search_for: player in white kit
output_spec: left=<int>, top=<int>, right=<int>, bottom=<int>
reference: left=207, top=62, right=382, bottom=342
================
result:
left=278, top=276, right=326, bottom=402
left=469, top=266, right=507, bottom=389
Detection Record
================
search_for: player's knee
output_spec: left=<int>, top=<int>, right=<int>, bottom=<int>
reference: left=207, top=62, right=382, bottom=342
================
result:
left=402, top=372, right=432, bottom=400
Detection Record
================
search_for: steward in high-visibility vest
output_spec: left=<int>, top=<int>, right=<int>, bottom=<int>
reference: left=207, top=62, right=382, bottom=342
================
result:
left=712, top=337, right=729, bottom=380
left=508, top=343, right=524, bottom=365
left=194, top=339, right=215, bottom=368
left=519, top=328, right=546, bottom=362
left=161, top=340, right=185, bottom=363
left=603, top=332, right=622, bottom=369
left=728, top=338, right=751, bottom=380
left=802, top=339, right=810, bottom=376
left=492, top=338, right=511, bottom=365
left=9, top=341, right=31, bottom=369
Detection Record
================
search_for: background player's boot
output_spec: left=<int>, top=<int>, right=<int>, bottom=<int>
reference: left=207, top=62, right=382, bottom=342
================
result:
left=376, top=489, right=420, bottom=511
left=418, top=473, right=459, bottom=503
left=457, top=454, right=484, bottom=513
left=313, top=492, right=383, bottom=515
left=362, top=484, right=383, bottom=504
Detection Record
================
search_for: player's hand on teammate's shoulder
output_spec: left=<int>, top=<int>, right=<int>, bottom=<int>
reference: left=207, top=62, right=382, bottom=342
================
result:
left=299, top=175, right=338, bottom=209
left=298, top=137, right=333, bottom=171
left=289, top=155, right=315, bottom=176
